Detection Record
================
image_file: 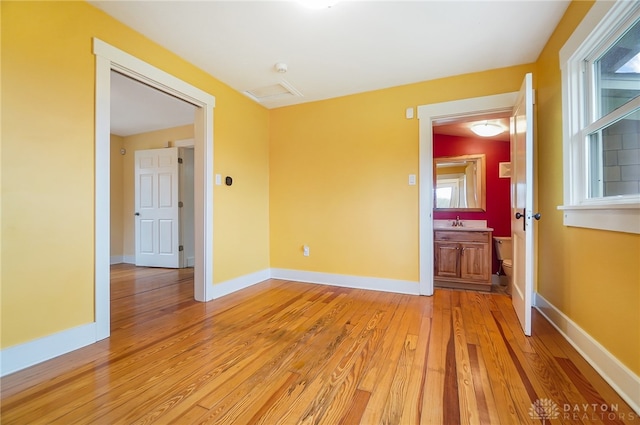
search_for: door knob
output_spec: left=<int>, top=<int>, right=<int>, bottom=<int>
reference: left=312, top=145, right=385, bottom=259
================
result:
left=515, top=212, right=524, bottom=219
left=533, top=213, right=541, bottom=220
left=135, top=212, right=140, bottom=216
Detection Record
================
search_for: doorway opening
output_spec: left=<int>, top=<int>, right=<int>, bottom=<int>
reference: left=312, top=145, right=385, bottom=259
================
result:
left=432, top=113, right=512, bottom=295
left=417, top=92, right=517, bottom=298
left=94, top=38, right=215, bottom=342
left=109, top=70, right=196, bottom=270
left=418, top=74, right=535, bottom=336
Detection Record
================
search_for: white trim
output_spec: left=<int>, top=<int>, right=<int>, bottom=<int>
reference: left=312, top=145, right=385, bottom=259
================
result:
left=270, top=268, right=419, bottom=295
left=172, top=138, right=195, bottom=148
left=95, top=55, right=111, bottom=341
left=417, top=92, right=518, bottom=297
left=94, top=38, right=217, bottom=343
left=124, top=255, right=136, bottom=264
left=535, top=293, right=640, bottom=415
left=211, top=269, right=271, bottom=299
left=1, top=324, right=96, bottom=376
left=559, top=0, right=640, bottom=234
left=110, top=255, right=124, bottom=265
left=558, top=205, right=640, bottom=234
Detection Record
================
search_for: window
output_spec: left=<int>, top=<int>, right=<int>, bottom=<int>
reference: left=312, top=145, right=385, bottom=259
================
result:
left=560, top=0, right=640, bottom=234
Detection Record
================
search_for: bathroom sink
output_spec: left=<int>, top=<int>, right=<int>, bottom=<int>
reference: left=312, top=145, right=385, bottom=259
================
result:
left=433, top=226, right=494, bottom=232
left=433, top=219, right=493, bottom=232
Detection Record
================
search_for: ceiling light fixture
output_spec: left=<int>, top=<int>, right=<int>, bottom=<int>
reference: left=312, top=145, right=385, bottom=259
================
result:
left=299, top=0, right=340, bottom=9
left=470, top=122, right=505, bottom=137
left=274, top=62, right=288, bottom=73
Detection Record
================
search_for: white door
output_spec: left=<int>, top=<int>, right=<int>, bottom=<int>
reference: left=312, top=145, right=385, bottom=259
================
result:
left=511, top=73, right=538, bottom=336
left=135, top=147, right=181, bottom=268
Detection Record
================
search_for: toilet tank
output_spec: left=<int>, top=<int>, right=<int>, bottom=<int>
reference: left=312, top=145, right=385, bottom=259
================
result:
left=493, top=237, right=512, bottom=261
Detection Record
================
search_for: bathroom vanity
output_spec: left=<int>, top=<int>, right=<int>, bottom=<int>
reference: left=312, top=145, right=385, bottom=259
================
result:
left=434, top=222, right=493, bottom=291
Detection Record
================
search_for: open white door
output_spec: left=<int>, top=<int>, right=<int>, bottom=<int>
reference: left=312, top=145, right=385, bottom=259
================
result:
left=135, top=147, right=181, bottom=268
left=511, top=73, right=538, bottom=336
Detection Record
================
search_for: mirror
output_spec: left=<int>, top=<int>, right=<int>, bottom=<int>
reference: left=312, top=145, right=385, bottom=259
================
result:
left=434, top=154, right=486, bottom=211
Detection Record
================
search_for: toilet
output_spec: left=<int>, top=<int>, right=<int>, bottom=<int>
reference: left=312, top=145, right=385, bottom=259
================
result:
left=493, top=237, right=512, bottom=293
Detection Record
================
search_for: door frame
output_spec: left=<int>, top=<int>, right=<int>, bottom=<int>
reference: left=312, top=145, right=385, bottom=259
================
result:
left=94, top=39, right=216, bottom=341
left=417, top=92, right=517, bottom=296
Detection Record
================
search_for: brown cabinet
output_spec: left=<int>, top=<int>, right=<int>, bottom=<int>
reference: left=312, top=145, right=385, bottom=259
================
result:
left=434, top=229, right=492, bottom=290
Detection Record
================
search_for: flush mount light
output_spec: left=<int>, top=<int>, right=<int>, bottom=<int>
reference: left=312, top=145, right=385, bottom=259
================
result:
left=470, top=122, right=505, bottom=137
left=299, top=0, right=340, bottom=9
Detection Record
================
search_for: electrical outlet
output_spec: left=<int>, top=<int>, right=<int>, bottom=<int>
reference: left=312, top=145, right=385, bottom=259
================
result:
left=303, top=245, right=310, bottom=257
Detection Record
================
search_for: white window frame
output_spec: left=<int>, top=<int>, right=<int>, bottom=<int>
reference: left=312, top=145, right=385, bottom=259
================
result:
left=559, top=0, right=640, bottom=234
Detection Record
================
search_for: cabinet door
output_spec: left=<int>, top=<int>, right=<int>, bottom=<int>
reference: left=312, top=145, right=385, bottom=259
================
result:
left=460, top=242, right=490, bottom=282
left=434, top=242, right=459, bottom=278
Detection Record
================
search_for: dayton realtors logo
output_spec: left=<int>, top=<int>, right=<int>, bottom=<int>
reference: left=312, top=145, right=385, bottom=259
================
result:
left=530, top=398, right=638, bottom=422
left=529, top=399, right=560, bottom=424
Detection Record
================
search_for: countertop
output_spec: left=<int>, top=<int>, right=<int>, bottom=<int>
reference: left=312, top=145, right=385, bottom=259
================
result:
left=434, top=227, right=494, bottom=232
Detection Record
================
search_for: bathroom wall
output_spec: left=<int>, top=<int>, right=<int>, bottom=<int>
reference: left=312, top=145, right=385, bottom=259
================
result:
left=433, top=134, right=511, bottom=273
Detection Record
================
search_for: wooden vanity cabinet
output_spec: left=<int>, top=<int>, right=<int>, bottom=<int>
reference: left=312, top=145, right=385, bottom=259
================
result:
left=434, top=229, right=492, bottom=290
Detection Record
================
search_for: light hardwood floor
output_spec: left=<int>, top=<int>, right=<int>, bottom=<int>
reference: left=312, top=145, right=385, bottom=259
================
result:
left=1, top=264, right=636, bottom=424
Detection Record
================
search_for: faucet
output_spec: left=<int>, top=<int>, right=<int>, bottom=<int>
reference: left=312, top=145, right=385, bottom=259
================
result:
left=453, top=216, right=463, bottom=227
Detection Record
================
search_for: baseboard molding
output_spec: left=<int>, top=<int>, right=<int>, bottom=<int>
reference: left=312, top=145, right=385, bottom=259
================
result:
left=123, top=255, right=136, bottom=264
left=271, top=268, right=420, bottom=295
left=110, top=255, right=124, bottom=265
left=211, top=268, right=271, bottom=299
left=535, top=293, right=640, bottom=415
left=0, top=323, right=97, bottom=377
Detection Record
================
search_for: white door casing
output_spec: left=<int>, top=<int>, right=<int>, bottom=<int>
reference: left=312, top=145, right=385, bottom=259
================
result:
left=135, top=147, right=180, bottom=268
left=418, top=92, right=518, bottom=296
left=94, top=38, right=215, bottom=342
left=511, top=73, right=536, bottom=336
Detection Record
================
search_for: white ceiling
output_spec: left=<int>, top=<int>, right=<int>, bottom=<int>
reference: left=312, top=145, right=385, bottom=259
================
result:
left=99, top=0, right=570, bottom=136
left=110, top=71, right=196, bottom=136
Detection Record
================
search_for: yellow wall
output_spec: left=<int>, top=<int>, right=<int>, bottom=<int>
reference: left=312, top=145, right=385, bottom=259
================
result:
left=110, top=134, right=125, bottom=257
left=269, top=65, right=533, bottom=282
left=535, top=1, right=640, bottom=375
left=270, top=0, right=639, bottom=376
left=2, top=0, right=638, bottom=380
left=1, top=1, right=270, bottom=348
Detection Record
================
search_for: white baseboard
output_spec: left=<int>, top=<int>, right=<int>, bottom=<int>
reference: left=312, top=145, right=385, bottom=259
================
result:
left=123, top=255, right=136, bottom=264
left=185, top=256, right=195, bottom=267
left=270, top=268, right=420, bottom=295
left=110, top=256, right=136, bottom=265
left=535, top=293, right=640, bottom=415
left=1, top=323, right=97, bottom=377
left=211, top=269, right=271, bottom=299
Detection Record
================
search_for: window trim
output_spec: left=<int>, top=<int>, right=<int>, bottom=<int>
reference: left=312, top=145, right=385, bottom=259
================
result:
left=559, top=0, right=640, bottom=234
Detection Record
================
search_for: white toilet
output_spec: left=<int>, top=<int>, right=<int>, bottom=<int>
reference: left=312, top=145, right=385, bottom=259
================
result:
left=493, top=237, right=512, bottom=293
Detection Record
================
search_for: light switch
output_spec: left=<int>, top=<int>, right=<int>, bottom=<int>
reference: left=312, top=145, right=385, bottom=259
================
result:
left=409, top=174, right=416, bottom=185
left=405, top=107, right=414, bottom=119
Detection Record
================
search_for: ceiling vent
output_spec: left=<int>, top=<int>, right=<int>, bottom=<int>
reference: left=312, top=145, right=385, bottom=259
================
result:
left=244, top=80, right=303, bottom=104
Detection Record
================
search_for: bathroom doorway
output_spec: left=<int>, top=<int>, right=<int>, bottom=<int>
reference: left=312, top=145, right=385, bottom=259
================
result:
left=417, top=91, right=518, bottom=297
left=432, top=114, right=512, bottom=295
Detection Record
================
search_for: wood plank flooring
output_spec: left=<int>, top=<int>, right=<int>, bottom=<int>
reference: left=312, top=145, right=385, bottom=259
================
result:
left=1, top=264, right=636, bottom=424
